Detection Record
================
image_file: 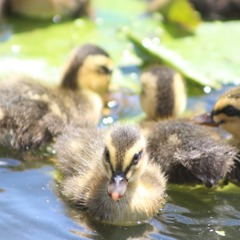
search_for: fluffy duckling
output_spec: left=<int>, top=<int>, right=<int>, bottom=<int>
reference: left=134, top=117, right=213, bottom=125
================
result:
left=140, top=65, right=187, bottom=121
left=139, top=66, right=237, bottom=187
left=0, top=44, right=113, bottom=150
left=193, top=86, right=240, bottom=184
left=54, top=124, right=166, bottom=225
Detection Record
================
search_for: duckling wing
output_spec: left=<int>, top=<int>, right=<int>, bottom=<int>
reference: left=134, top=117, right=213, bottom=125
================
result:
left=147, top=120, right=236, bottom=187
left=227, top=153, right=240, bottom=185
left=54, top=124, right=105, bottom=177
left=0, top=77, right=68, bottom=149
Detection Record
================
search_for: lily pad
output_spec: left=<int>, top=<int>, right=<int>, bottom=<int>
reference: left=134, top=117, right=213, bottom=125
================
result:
left=127, top=20, right=240, bottom=88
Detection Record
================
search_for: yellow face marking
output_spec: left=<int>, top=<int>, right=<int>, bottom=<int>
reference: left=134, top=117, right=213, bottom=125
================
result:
left=213, top=89, right=240, bottom=139
left=126, top=168, right=134, bottom=181
left=123, top=137, right=146, bottom=170
left=214, top=114, right=240, bottom=138
left=214, top=97, right=240, bottom=113
left=77, top=55, right=114, bottom=98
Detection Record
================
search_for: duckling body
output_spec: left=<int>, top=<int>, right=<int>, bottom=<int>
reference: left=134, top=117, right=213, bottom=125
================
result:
left=139, top=66, right=237, bottom=187
left=0, top=44, right=113, bottom=150
left=146, top=119, right=236, bottom=187
left=54, top=124, right=166, bottom=225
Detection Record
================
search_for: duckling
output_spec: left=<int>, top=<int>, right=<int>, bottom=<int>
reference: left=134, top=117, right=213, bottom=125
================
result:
left=140, top=65, right=187, bottom=121
left=139, top=66, right=237, bottom=187
left=192, top=86, right=240, bottom=185
left=0, top=44, right=113, bottom=150
left=54, top=124, right=166, bottom=225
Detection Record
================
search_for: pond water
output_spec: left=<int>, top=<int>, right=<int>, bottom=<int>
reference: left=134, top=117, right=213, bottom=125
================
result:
left=1, top=0, right=240, bottom=239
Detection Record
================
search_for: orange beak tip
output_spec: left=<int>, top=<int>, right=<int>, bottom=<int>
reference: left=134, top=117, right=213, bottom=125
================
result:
left=110, top=192, right=122, bottom=201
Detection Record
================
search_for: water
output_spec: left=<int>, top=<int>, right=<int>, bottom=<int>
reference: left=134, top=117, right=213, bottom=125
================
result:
left=1, top=150, right=240, bottom=240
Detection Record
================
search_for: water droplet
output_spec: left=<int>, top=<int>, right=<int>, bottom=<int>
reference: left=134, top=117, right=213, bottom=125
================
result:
left=107, top=100, right=118, bottom=108
left=102, top=117, right=114, bottom=125
left=142, top=38, right=152, bottom=48
left=204, top=86, right=212, bottom=94
left=53, top=15, right=61, bottom=23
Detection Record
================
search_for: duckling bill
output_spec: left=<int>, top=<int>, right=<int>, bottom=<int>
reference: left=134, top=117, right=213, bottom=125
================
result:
left=54, top=124, right=166, bottom=225
left=0, top=44, right=113, bottom=150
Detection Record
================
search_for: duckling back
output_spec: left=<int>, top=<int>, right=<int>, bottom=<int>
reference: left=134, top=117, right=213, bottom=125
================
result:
left=147, top=119, right=237, bottom=187
left=140, top=65, right=186, bottom=120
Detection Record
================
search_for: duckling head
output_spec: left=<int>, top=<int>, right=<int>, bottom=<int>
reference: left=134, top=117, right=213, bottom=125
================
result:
left=140, top=65, right=187, bottom=120
left=211, top=87, right=240, bottom=139
left=61, top=44, right=114, bottom=100
left=193, top=87, right=240, bottom=140
left=103, top=125, right=148, bottom=201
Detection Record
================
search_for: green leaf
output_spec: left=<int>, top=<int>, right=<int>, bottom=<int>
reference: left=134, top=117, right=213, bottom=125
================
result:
left=127, top=30, right=220, bottom=89
left=148, top=0, right=201, bottom=35
left=126, top=20, right=240, bottom=88
left=166, top=0, right=201, bottom=31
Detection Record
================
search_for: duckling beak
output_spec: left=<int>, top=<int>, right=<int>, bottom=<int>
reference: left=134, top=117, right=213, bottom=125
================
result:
left=108, top=173, right=128, bottom=201
left=191, top=112, right=219, bottom=127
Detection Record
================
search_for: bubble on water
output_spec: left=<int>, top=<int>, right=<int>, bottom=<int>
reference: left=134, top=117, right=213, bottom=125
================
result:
left=107, top=100, right=118, bottom=108
left=53, top=15, right=61, bottom=23
left=102, top=117, right=114, bottom=125
left=142, top=38, right=152, bottom=48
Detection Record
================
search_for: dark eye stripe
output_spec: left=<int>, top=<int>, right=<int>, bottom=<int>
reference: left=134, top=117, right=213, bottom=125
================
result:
left=98, top=66, right=112, bottom=74
left=213, top=105, right=240, bottom=117
left=124, top=150, right=143, bottom=175
left=104, top=147, right=114, bottom=174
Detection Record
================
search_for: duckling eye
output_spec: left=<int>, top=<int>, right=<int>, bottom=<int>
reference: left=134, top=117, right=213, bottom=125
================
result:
left=97, top=65, right=112, bottom=75
left=131, top=150, right=143, bottom=165
left=104, top=147, right=110, bottom=163
left=222, top=105, right=240, bottom=117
